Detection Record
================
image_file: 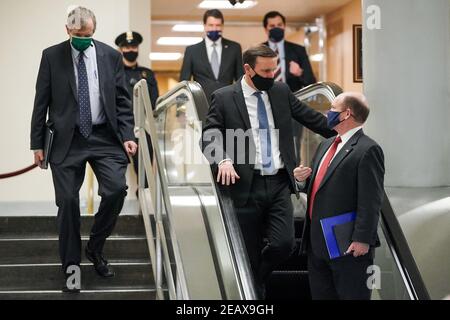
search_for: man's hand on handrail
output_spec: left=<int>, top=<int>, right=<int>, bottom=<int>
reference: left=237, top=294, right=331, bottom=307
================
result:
left=124, top=141, right=138, bottom=157
left=217, top=160, right=240, bottom=186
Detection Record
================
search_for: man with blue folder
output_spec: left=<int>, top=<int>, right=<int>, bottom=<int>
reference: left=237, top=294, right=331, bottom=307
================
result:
left=294, top=92, right=385, bottom=300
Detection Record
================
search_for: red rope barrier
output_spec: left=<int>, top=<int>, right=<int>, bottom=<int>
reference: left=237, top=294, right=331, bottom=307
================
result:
left=0, top=164, right=38, bottom=179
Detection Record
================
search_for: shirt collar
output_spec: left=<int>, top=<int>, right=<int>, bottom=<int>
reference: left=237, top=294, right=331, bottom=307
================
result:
left=71, top=41, right=95, bottom=59
left=205, top=36, right=222, bottom=48
left=268, top=39, right=284, bottom=50
left=241, top=75, right=266, bottom=98
left=338, top=126, right=363, bottom=146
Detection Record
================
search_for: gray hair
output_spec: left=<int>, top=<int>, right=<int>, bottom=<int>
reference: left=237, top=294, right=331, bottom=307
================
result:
left=67, top=6, right=97, bottom=32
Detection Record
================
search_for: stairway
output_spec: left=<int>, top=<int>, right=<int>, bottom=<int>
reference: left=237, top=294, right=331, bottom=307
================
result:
left=0, top=214, right=155, bottom=300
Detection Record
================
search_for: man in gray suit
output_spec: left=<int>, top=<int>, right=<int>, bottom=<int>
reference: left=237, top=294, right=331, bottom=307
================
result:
left=30, top=7, right=137, bottom=293
left=180, top=9, right=244, bottom=103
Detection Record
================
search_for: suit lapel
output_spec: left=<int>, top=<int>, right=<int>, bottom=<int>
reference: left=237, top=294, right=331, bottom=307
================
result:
left=200, top=40, right=216, bottom=79
left=93, top=40, right=106, bottom=104
left=233, top=79, right=251, bottom=130
left=64, top=40, right=78, bottom=102
left=318, top=129, right=364, bottom=191
left=218, top=39, right=230, bottom=78
left=267, top=87, right=282, bottom=130
left=283, top=41, right=290, bottom=78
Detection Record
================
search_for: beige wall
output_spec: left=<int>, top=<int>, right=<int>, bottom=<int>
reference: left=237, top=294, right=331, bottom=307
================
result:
left=0, top=0, right=150, bottom=205
left=326, top=0, right=363, bottom=92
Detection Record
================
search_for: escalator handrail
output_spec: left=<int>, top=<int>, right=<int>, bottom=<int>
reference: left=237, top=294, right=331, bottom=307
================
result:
left=294, top=82, right=429, bottom=300
left=380, top=192, right=430, bottom=299
left=294, top=82, right=343, bottom=102
left=154, top=81, right=258, bottom=300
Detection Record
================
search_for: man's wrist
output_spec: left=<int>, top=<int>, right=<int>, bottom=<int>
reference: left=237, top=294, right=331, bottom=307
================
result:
left=218, top=159, right=232, bottom=167
left=33, top=149, right=43, bottom=154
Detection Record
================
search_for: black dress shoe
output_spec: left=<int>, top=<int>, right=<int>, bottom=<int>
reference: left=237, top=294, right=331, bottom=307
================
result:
left=85, top=247, right=115, bottom=278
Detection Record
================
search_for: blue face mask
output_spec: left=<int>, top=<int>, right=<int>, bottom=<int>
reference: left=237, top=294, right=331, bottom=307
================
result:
left=206, top=30, right=222, bottom=42
left=327, top=110, right=345, bottom=129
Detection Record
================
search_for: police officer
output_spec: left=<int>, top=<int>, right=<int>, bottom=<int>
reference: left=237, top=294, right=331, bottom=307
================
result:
left=115, top=31, right=158, bottom=193
left=115, top=31, right=159, bottom=109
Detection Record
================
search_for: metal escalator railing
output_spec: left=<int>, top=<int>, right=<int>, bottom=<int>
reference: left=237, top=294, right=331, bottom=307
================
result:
left=135, top=79, right=257, bottom=300
left=296, top=83, right=429, bottom=300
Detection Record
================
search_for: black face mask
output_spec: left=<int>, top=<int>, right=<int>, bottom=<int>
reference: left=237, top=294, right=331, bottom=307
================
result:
left=123, top=51, right=139, bottom=63
left=269, top=27, right=285, bottom=43
left=251, top=69, right=275, bottom=92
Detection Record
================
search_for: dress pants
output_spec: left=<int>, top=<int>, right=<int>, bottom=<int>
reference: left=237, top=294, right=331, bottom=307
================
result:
left=50, top=125, right=129, bottom=271
left=308, top=248, right=374, bottom=300
left=235, top=170, right=295, bottom=295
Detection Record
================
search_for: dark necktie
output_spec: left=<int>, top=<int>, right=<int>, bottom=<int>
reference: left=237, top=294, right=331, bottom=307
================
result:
left=254, top=92, right=274, bottom=175
left=77, top=52, right=92, bottom=138
left=308, top=136, right=342, bottom=219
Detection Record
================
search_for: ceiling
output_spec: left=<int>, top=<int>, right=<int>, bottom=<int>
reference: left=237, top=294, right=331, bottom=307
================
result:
left=152, top=0, right=352, bottom=22
left=150, top=0, right=353, bottom=70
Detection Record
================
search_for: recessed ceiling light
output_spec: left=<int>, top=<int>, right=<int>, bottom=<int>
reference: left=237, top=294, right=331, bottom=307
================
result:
left=149, top=52, right=183, bottom=61
left=198, top=0, right=258, bottom=10
left=157, top=37, right=203, bottom=46
left=172, top=24, right=204, bottom=32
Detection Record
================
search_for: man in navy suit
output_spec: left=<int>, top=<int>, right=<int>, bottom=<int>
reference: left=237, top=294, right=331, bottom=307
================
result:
left=30, top=7, right=137, bottom=292
left=294, top=92, right=385, bottom=300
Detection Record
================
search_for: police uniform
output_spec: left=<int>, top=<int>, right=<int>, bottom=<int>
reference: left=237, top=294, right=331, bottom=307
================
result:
left=115, top=31, right=159, bottom=109
left=116, top=32, right=158, bottom=191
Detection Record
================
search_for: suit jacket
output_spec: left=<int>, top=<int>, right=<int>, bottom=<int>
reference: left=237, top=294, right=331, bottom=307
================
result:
left=300, top=129, right=385, bottom=260
left=180, top=38, right=244, bottom=103
left=264, top=40, right=316, bottom=92
left=201, top=79, right=335, bottom=208
left=30, top=40, right=135, bottom=164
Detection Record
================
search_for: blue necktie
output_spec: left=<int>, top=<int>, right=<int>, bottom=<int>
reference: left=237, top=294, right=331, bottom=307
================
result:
left=77, top=52, right=92, bottom=138
left=254, top=92, right=274, bottom=174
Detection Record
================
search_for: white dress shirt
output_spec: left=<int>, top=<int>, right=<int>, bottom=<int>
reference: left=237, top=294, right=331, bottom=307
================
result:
left=295, top=126, right=363, bottom=188
left=205, top=36, right=222, bottom=66
left=317, top=126, right=364, bottom=170
left=241, top=76, right=284, bottom=173
left=71, top=42, right=106, bottom=125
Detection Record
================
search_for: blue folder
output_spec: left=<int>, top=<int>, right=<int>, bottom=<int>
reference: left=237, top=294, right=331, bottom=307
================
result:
left=320, top=212, right=357, bottom=259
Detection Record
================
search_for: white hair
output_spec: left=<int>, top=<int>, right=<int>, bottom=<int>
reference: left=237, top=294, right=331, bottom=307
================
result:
left=67, top=6, right=97, bottom=32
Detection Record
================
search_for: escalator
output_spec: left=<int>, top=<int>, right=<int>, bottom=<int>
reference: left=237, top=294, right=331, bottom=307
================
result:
left=134, top=80, right=430, bottom=300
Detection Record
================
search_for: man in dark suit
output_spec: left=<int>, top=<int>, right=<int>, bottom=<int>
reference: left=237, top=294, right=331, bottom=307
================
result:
left=263, top=11, right=317, bottom=164
left=180, top=9, right=244, bottom=103
left=294, top=92, right=385, bottom=300
left=30, top=7, right=137, bottom=292
left=202, top=45, right=335, bottom=298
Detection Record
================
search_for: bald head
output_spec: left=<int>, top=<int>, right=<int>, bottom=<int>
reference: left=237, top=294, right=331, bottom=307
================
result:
left=335, top=92, right=370, bottom=124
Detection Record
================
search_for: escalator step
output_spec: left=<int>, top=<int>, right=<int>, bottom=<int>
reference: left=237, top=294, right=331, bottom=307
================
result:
left=266, top=271, right=311, bottom=301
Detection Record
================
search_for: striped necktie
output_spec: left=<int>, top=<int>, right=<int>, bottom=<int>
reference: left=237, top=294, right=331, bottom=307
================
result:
left=274, top=46, right=283, bottom=82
